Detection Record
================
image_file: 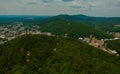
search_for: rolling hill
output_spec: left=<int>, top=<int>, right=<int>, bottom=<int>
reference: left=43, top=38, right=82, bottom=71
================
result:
left=0, top=35, right=120, bottom=74
left=40, top=15, right=113, bottom=39
left=40, top=14, right=120, bottom=33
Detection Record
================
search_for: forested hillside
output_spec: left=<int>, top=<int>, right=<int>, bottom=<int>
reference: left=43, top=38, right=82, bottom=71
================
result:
left=0, top=35, right=120, bottom=74
left=40, top=17, right=113, bottom=39
left=106, top=40, right=120, bottom=53
left=40, top=15, right=120, bottom=33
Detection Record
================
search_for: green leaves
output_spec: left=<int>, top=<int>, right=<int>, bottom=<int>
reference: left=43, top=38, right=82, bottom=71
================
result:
left=0, top=35, right=120, bottom=74
left=41, top=19, right=112, bottom=39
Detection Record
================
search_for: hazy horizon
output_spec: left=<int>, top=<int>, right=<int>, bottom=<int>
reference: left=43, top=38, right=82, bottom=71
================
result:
left=0, top=14, right=120, bottom=18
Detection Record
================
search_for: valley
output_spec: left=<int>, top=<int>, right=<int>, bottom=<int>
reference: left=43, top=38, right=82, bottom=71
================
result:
left=0, top=15, right=120, bottom=74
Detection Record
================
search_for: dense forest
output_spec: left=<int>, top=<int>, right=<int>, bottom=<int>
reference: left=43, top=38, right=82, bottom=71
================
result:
left=40, top=15, right=120, bottom=32
left=106, top=40, right=120, bottom=53
left=40, top=17, right=113, bottom=39
left=0, top=35, right=120, bottom=74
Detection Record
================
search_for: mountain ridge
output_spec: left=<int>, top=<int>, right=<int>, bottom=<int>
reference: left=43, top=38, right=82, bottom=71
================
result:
left=40, top=15, right=113, bottom=39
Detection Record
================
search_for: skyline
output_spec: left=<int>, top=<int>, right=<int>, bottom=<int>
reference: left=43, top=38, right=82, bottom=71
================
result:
left=0, top=0, right=120, bottom=17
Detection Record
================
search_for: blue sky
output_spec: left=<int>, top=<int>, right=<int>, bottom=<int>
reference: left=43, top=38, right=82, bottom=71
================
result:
left=0, top=0, right=120, bottom=17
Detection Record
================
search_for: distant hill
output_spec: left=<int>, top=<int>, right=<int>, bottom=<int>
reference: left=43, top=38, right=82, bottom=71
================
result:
left=40, top=14, right=120, bottom=32
left=62, top=14, right=120, bottom=32
left=52, top=14, right=94, bottom=21
left=0, top=35, right=120, bottom=74
left=40, top=15, right=113, bottom=39
left=0, top=15, right=52, bottom=26
left=55, top=14, right=120, bottom=24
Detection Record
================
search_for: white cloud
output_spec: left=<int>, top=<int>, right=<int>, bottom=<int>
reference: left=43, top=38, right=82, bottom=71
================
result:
left=0, top=0, right=119, bottom=16
left=70, top=1, right=87, bottom=8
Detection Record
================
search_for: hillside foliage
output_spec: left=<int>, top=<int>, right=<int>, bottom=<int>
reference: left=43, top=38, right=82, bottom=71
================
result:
left=106, top=40, right=120, bottom=53
left=40, top=18, right=113, bottom=39
left=0, top=35, right=120, bottom=74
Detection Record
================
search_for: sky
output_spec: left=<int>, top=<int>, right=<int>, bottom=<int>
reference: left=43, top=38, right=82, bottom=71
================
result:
left=0, top=0, right=120, bottom=17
